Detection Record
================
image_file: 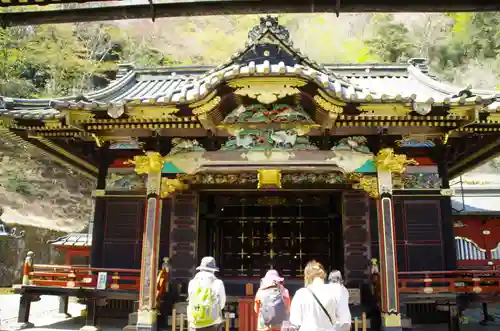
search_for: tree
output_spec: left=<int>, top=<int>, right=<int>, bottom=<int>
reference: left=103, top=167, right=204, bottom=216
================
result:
left=364, top=14, right=416, bottom=63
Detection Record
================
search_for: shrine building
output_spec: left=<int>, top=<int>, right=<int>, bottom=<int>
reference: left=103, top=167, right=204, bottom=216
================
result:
left=1, top=16, right=500, bottom=331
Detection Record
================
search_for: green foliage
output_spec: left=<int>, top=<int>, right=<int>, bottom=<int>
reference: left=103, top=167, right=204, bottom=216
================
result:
left=364, top=14, right=416, bottom=63
left=0, top=22, right=177, bottom=98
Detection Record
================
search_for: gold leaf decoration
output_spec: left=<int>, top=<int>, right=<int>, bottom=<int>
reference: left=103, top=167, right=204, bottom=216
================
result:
left=375, top=148, right=418, bottom=174
left=160, top=178, right=188, bottom=198
left=353, top=176, right=379, bottom=198
left=128, top=152, right=165, bottom=175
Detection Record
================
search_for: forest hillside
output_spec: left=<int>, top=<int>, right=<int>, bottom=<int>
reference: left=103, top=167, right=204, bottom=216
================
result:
left=0, top=12, right=499, bottom=230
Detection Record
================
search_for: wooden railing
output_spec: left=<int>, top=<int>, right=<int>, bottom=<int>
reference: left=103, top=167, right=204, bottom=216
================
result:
left=25, top=264, right=500, bottom=298
left=28, top=264, right=140, bottom=291
left=399, top=270, right=500, bottom=295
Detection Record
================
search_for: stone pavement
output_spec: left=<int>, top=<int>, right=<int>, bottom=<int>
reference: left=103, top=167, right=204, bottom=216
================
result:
left=0, top=294, right=499, bottom=331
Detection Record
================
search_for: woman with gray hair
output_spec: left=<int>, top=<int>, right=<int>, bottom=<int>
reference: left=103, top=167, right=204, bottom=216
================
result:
left=328, top=270, right=351, bottom=331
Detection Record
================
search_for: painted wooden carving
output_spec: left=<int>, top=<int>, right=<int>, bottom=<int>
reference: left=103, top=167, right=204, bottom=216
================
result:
left=221, top=104, right=315, bottom=125
left=168, top=138, right=206, bottom=156
left=332, top=136, right=371, bottom=154
left=191, top=173, right=258, bottom=185
left=109, top=140, right=142, bottom=150
left=220, top=128, right=318, bottom=151
left=105, top=172, right=146, bottom=191
left=282, top=172, right=347, bottom=185
left=393, top=173, right=441, bottom=189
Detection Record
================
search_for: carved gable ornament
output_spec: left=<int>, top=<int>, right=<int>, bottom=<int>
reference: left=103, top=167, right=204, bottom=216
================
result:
left=228, top=78, right=305, bottom=104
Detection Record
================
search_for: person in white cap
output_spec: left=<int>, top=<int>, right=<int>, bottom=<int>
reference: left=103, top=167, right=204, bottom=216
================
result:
left=187, top=256, right=226, bottom=331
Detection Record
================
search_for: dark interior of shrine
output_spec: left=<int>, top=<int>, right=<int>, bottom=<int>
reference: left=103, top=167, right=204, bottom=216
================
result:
left=197, top=191, right=343, bottom=294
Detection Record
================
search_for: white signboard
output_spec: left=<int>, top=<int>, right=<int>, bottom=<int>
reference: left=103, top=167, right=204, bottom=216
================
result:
left=348, top=288, right=361, bottom=305
left=97, top=272, right=108, bottom=290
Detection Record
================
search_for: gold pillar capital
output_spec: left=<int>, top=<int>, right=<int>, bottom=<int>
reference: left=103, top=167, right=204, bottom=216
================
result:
left=130, top=151, right=165, bottom=175
left=375, top=148, right=418, bottom=174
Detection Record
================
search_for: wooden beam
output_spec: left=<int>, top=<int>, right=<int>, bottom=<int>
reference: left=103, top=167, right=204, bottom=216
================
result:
left=1, top=0, right=500, bottom=27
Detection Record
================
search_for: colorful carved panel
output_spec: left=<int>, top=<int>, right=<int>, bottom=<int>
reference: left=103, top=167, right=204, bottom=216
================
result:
left=191, top=173, right=258, bottom=185
left=222, top=104, right=315, bottom=125
left=392, top=173, right=441, bottom=189
left=105, top=172, right=146, bottom=191
left=396, top=137, right=436, bottom=148
left=220, top=128, right=318, bottom=151
left=168, top=138, right=206, bottom=156
left=109, top=140, right=142, bottom=150
left=332, top=136, right=371, bottom=154
left=282, top=172, right=347, bottom=185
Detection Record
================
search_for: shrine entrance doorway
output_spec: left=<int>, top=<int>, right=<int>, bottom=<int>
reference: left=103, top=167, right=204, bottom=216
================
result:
left=198, top=192, right=343, bottom=279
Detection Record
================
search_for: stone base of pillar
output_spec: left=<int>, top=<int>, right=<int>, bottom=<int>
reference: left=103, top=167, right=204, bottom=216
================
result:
left=382, top=313, right=403, bottom=331
left=136, top=310, right=158, bottom=331
left=79, top=326, right=100, bottom=331
left=6, top=322, right=35, bottom=331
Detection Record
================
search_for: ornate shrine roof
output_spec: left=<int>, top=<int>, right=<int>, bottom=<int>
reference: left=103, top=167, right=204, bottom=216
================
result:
left=1, top=60, right=498, bottom=121
left=1, top=16, right=500, bottom=180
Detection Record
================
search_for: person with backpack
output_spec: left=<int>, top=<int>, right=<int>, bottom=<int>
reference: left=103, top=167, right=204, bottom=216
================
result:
left=328, top=270, right=351, bottom=331
left=289, top=261, right=351, bottom=331
left=187, top=257, right=226, bottom=331
left=254, top=269, right=291, bottom=331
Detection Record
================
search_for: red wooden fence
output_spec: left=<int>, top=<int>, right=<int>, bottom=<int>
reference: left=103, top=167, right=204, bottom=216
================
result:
left=28, top=264, right=140, bottom=291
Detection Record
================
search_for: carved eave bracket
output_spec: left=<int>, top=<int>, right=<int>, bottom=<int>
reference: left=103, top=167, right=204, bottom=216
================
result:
left=313, top=90, right=345, bottom=129
left=190, top=92, right=221, bottom=132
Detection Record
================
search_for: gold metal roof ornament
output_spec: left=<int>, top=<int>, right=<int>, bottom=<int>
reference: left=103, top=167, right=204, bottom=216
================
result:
left=228, top=77, right=306, bottom=105
left=128, top=151, right=165, bottom=175
left=375, top=148, right=418, bottom=174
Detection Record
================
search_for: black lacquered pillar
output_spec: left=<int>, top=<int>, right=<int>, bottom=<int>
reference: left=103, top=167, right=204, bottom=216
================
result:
left=375, top=148, right=415, bottom=331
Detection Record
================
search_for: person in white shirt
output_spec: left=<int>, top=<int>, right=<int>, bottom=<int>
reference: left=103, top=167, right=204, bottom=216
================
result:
left=328, top=270, right=352, bottom=331
left=289, top=261, right=351, bottom=331
left=187, top=257, right=226, bottom=331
